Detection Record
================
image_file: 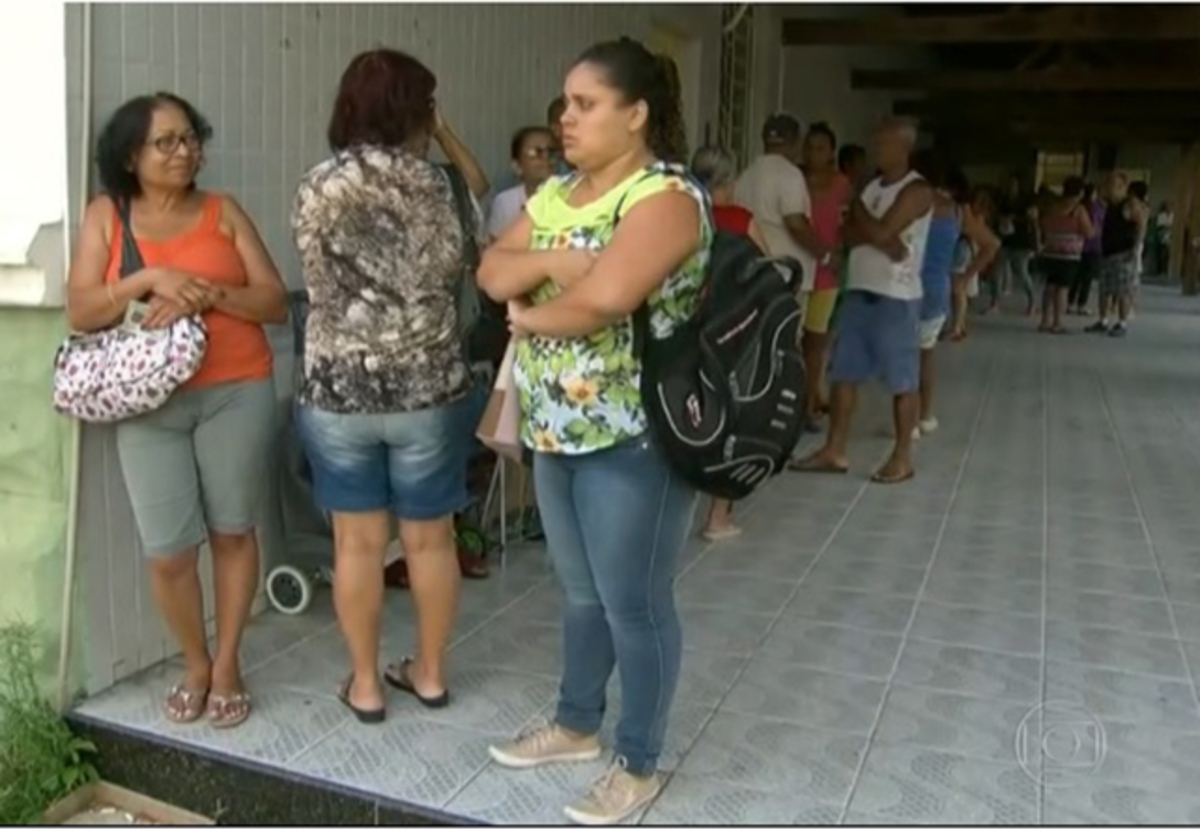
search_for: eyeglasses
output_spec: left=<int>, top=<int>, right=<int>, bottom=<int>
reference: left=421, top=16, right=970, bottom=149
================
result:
left=522, top=146, right=554, bottom=159
left=148, top=133, right=202, bottom=156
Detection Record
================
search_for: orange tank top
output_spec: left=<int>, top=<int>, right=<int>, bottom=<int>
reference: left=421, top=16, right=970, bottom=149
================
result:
left=105, top=193, right=273, bottom=390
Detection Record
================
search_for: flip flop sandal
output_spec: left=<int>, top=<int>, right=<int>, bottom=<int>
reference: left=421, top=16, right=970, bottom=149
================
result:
left=206, top=691, right=252, bottom=730
left=164, top=684, right=209, bottom=724
left=338, top=676, right=386, bottom=725
left=787, top=457, right=849, bottom=475
left=702, top=525, right=743, bottom=542
left=872, top=469, right=915, bottom=486
left=384, top=658, right=450, bottom=709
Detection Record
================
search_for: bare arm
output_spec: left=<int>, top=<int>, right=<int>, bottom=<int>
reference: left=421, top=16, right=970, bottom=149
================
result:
left=960, top=204, right=1001, bottom=278
left=478, top=212, right=594, bottom=302
left=1029, top=205, right=1043, bottom=252
left=513, top=191, right=701, bottom=339
left=66, top=197, right=212, bottom=332
left=1074, top=203, right=1095, bottom=241
left=434, top=114, right=490, bottom=199
left=747, top=218, right=769, bottom=254
left=210, top=195, right=288, bottom=325
left=850, top=180, right=934, bottom=249
left=782, top=213, right=829, bottom=260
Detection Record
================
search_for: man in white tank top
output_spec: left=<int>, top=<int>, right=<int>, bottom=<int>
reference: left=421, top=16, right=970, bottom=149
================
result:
left=792, top=118, right=933, bottom=485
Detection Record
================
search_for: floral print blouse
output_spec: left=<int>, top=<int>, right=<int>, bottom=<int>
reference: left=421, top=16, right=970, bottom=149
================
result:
left=514, top=163, right=712, bottom=455
left=291, top=146, right=480, bottom=414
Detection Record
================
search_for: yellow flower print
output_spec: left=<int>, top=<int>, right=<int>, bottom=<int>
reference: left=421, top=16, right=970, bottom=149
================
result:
left=561, top=376, right=600, bottom=407
left=532, top=429, right=562, bottom=453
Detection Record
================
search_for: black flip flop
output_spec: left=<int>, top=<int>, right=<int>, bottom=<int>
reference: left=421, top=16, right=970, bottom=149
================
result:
left=384, top=658, right=450, bottom=709
left=338, top=676, right=386, bottom=724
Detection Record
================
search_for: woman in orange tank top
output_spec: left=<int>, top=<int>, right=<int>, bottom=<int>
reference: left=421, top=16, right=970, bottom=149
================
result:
left=66, top=93, right=287, bottom=729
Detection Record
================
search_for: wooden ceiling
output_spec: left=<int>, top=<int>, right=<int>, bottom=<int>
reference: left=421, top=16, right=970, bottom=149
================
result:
left=781, top=4, right=1200, bottom=145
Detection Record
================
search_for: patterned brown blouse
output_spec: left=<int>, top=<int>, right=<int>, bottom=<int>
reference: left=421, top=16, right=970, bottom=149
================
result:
left=291, top=146, right=477, bottom=414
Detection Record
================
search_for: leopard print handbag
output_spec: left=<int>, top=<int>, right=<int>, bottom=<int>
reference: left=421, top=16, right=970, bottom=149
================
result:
left=52, top=200, right=208, bottom=423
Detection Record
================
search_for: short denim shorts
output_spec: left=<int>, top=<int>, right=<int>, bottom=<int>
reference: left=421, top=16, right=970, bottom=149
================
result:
left=829, top=290, right=921, bottom=395
left=296, top=395, right=474, bottom=520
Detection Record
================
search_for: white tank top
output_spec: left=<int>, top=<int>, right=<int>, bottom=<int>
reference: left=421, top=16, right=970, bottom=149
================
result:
left=847, top=170, right=933, bottom=301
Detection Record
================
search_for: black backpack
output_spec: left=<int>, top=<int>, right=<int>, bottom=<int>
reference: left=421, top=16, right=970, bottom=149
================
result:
left=621, top=179, right=808, bottom=501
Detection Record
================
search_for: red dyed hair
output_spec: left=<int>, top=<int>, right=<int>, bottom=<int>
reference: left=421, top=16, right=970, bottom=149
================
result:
left=327, top=49, right=436, bottom=152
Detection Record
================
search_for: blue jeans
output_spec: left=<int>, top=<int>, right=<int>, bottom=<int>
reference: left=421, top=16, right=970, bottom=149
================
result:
left=534, top=434, right=698, bottom=775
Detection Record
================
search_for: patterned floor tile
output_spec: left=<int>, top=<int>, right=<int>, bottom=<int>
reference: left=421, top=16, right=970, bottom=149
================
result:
left=673, top=568, right=798, bottom=617
left=642, top=773, right=843, bottom=825
left=801, top=556, right=929, bottom=597
left=819, top=530, right=939, bottom=567
left=930, top=549, right=1044, bottom=581
left=1044, top=782, right=1200, bottom=825
left=1046, top=620, right=1191, bottom=680
left=676, top=605, right=777, bottom=656
left=893, top=639, right=1041, bottom=704
left=758, top=620, right=904, bottom=680
left=449, top=619, right=563, bottom=679
left=783, top=585, right=918, bottom=634
left=1045, top=587, right=1175, bottom=636
left=677, top=712, right=866, bottom=802
left=291, top=713, right=497, bottom=808
left=921, top=571, right=1043, bottom=616
left=872, top=685, right=1034, bottom=763
left=1043, top=659, right=1200, bottom=730
left=909, top=601, right=1042, bottom=656
left=1047, top=560, right=1165, bottom=599
left=843, top=742, right=1038, bottom=825
left=720, top=655, right=886, bottom=733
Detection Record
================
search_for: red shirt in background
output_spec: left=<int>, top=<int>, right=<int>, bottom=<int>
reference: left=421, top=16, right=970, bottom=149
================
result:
left=809, top=173, right=852, bottom=291
left=713, top=204, right=753, bottom=237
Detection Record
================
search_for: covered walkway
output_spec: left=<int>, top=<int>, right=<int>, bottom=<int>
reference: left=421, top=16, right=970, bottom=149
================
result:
left=75, top=288, right=1200, bottom=825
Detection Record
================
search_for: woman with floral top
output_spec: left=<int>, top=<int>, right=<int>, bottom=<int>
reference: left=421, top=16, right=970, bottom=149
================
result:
left=291, top=49, right=488, bottom=723
left=477, top=38, right=711, bottom=826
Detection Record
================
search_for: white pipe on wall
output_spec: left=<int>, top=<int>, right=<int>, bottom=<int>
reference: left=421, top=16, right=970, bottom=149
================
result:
left=56, top=2, right=92, bottom=713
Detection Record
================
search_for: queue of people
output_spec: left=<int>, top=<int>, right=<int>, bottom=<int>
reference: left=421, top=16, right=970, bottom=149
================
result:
left=64, top=32, right=1158, bottom=825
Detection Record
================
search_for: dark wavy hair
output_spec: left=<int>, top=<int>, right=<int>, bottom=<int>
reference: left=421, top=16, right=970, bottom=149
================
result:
left=807, top=121, right=837, bottom=149
left=95, top=93, right=212, bottom=201
left=573, top=37, right=688, bottom=163
left=328, top=49, right=436, bottom=152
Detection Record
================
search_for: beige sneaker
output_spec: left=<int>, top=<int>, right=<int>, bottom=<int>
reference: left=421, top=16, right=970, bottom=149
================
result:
left=488, top=717, right=602, bottom=769
left=564, top=758, right=662, bottom=826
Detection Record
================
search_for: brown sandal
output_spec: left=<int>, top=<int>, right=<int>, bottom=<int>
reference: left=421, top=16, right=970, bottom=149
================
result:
left=164, top=684, right=209, bottom=724
left=206, top=690, right=252, bottom=729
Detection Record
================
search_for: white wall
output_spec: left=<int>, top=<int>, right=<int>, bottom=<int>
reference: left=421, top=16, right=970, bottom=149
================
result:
left=778, top=4, right=931, bottom=153
left=63, top=2, right=732, bottom=693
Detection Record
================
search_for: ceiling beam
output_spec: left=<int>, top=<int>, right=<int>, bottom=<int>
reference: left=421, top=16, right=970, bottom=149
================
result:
left=782, top=6, right=1200, bottom=46
left=895, top=95, right=1200, bottom=122
left=929, top=119, right=1200, bottom=144
left=853, top=68, right=1200, bottom=93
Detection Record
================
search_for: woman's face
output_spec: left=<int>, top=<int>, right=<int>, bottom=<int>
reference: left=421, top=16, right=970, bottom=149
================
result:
left=559, top=62, right=647, bottom=171
left=513, top=130, right=556, bottom=186
left=803, top=133, right=834, bottom=172
left=131, top=104, right=203, bottom=193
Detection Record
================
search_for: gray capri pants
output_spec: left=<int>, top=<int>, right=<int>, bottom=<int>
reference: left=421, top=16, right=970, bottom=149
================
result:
left=116, top=379, right=277, bottom=557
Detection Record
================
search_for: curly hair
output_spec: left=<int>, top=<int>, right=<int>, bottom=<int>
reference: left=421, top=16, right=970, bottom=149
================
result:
left=328, top=49, right=436, bottom=152
left=574, top=37, right=688, bottom=164
left=95, top=93, right=213, bottom=201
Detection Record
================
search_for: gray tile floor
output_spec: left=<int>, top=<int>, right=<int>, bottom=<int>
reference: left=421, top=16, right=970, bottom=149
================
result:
left=76, top=288, right=1200, bottom=824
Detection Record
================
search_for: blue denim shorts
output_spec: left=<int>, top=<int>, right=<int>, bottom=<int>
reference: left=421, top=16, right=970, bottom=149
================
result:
left=829, top=290, right=921, bottom=395
left=296, top=396, right=473, bottom=520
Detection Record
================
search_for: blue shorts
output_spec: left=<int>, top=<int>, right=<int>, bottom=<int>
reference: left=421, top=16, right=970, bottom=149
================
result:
left=829, top=290, right=921, bottom=395
left=296, top=395, right=474, bottom=520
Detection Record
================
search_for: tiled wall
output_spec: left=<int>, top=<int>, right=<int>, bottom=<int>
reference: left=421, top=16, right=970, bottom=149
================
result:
left=66, top=3, right=721, bottom=287
left=63, top=2, right=723, bottom=694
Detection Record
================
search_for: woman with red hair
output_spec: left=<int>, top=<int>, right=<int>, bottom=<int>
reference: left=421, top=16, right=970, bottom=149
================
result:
left=291, top=49, right=487, bottom=723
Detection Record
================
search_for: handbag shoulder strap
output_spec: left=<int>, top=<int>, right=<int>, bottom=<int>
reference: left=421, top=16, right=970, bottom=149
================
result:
left=116, top=198, right=146, bottom=279
left=441, top=164, right=480, bottom=271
